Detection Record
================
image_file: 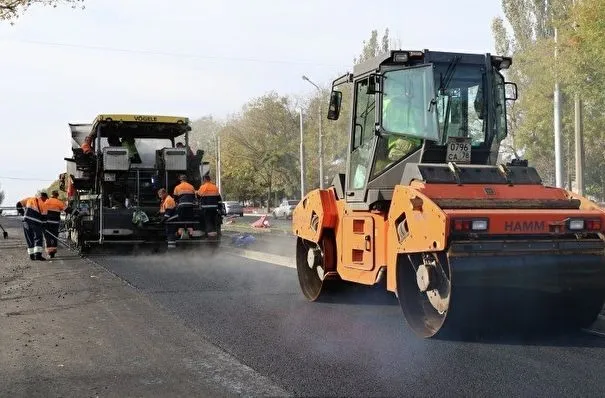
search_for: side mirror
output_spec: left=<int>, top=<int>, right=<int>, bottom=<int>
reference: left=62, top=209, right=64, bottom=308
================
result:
left=505, top=82, right=518, bottom=100
left=327, top=90, right=342, bottom=120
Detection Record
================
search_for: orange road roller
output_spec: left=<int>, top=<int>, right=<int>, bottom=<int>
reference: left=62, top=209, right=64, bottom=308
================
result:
left=292, top=49, right=605, bottom=338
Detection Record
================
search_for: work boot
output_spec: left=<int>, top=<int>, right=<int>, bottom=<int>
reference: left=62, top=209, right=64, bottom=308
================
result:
left=29, top=254, right=36, bottom=261
left=35, top=253, right=46, bottom=261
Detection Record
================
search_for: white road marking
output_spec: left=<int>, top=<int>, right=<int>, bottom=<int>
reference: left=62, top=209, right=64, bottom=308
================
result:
left=227, top=248, right=295, bottom=269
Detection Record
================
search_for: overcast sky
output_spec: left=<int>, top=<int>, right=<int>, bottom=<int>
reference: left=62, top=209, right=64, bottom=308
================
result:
left=0, top=0, right=503, bottom=205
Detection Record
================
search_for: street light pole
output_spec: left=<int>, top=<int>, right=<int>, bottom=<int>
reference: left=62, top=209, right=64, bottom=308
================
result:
left=216, top=134, right=222, bottom=193
left=298, top=108, right=305, bottom=198
left=572, top=0, right=585, bottom=195
left=574, top=93, right=585, bottom=195
left=554, top=27, right=563, bottom=188
left=302, top=75, right=325, bottom=189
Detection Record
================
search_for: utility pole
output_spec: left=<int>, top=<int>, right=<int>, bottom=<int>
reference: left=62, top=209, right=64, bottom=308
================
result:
left=554, top=27, right=564, bottom=188
left=574, top=94, right=585, bottom=195
left=572, top=0, right=585, bottom=195
left=302, top=75, right=325, bottom=189
left=298, top=108, right=305, bottom=198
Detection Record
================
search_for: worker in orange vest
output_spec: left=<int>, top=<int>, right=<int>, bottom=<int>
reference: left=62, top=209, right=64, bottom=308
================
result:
left=173, top=174, right=196, bottom=239
left=81, top=134, right=94, bottom=155
left=196, top=175, right=223, bottom=239
left=16, top=192, right=49, bottom=260
left=158, top=188, right=178, bottom=249
left=43, top=190, right=66, bottom=258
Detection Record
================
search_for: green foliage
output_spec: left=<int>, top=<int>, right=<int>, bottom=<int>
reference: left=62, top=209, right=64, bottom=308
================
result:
left=0, top=0, right=85, bottom=22
left=44, top=179, right=66, bottom=200
left=492, top=1, right=569, bottom=185
left=493, top=0, right=605, bottom=200
left=216, top=93, right=300, bottom=209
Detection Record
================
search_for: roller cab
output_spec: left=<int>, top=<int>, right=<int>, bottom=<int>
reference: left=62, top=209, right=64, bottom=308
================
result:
left=292, top=49, right=605, bottom=338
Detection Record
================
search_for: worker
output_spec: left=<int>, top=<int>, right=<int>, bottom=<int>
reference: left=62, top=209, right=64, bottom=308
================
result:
left=16, top=192, right=48, bottom=260
left=196, top=174, right=223, bottom=239
left=158, top=188, right=178, bottom=249
left=374, top=78, right=424, bottom=174
left=121, top=136, right=142, bottom=163
left=43, top=190, right=66, bottom=258
left=173, top=174, right=196, bottom=239
left=176, top=142, right=194, bottom=158
left=81, top=134, right=94, bottom=155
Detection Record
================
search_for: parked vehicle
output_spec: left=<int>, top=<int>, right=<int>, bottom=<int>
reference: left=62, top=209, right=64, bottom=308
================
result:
left=272, top=199, right=299, bottom=219
left=224, top=201, right=244, bottom=217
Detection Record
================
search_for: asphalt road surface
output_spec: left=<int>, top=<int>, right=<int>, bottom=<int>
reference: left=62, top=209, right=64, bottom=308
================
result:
left=89, top=243, right=605, bottom=397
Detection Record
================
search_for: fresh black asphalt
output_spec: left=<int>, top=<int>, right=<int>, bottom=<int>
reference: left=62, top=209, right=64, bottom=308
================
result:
left=91, top=245, right=605, bottom=397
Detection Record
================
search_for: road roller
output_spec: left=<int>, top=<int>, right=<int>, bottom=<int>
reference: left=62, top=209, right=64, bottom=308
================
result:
left=292, top=49, right=605, bottom=338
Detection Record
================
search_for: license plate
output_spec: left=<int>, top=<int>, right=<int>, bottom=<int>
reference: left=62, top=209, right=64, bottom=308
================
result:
left=446, top=137, right=471, bottom=163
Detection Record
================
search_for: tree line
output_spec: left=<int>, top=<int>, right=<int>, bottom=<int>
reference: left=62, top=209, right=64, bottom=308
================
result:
left=8, top=0, right=604, bottom=204
left=493, top=0, right=605, bottom=201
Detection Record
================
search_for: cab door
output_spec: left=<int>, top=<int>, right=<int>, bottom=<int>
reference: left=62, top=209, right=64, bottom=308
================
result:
left=342, top=77, right=377, bottom=272
left=345, top=76, right=377, bottom=203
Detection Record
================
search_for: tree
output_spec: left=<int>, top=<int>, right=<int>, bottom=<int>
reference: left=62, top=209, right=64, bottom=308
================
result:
left=190, top=115, right=223, bottom=180
left=557, top=0, right=605, bottom=199
left=0, top=0, right=85, bottom=21
left=218, top=93, right=300, bottom=209
left=491, top=0, right=576, bottom=187
left=45, top=179, right=67, bottom=200
left=492, top=0, right=605, bottom=201
left=0, top=183, right=4, bottom=206
left=353, top=28, right=391, bottom=64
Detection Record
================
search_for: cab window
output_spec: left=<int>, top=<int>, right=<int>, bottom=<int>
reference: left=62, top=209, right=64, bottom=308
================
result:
left=348, top=78, right=376, bottom=190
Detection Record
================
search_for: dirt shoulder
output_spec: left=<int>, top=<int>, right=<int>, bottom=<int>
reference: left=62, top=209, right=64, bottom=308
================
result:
left=0, top=217, right=289, bottom=398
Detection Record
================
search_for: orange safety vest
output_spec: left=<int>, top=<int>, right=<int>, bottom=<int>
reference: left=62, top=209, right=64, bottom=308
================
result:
left=44, top=198, right=66, bottom=225
left=18, top=197, right=31, bottom=207
left=81, top=141, right=92, bottom=154
left=197, top=182, right=220, bottom=196
left=173, top=181, right=196, bottom=206
left=160, top=195, right=177, bottom=221
left=24, top=197, right=47, bottom=224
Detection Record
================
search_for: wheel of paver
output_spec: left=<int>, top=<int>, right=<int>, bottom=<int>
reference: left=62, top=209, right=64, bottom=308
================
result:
left=296, top=231, right=337, bottom=301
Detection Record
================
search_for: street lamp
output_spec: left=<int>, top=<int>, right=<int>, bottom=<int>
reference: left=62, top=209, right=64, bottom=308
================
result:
left=298, top=108, right=305, bottom=198
left=302, top=75, right=325, bottom=189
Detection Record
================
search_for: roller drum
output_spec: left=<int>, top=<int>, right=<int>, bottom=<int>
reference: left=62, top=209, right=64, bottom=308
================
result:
left=397, top=239, right=605, bottom=338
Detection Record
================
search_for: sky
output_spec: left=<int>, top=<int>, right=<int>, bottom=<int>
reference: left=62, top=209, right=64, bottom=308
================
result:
left=0, top=0, right=504, bottom=205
